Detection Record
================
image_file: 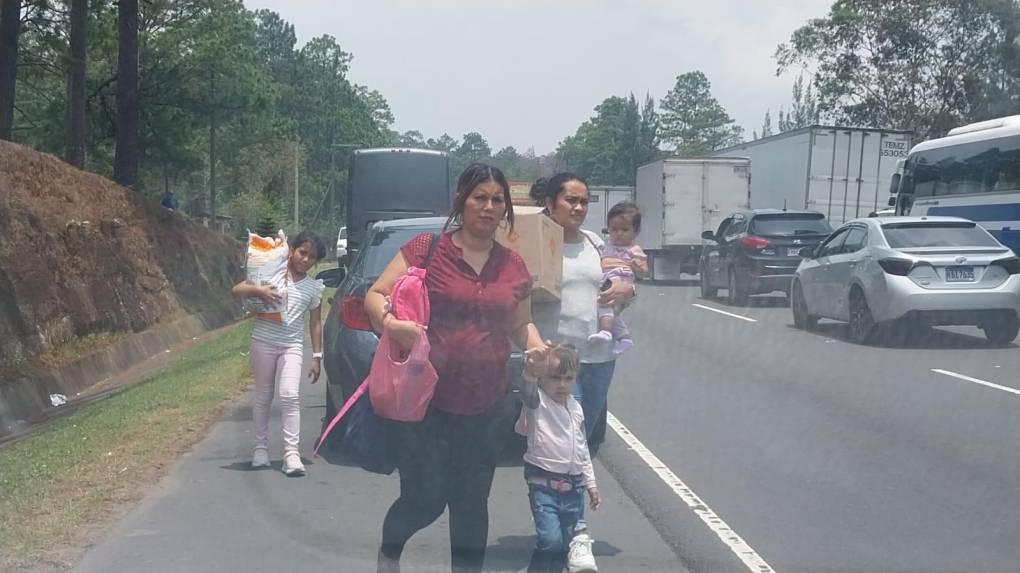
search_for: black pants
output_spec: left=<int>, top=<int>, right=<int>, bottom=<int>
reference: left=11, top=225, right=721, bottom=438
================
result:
left=380, top=406, right=499, bottom=573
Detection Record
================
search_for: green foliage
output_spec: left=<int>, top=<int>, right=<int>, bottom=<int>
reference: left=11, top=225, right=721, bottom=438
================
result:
left=659, top=71, right=743, bottom=155
left=9, top=0, right=395, bottom=239
left=556, top=93, right=659, bottom=185
left=254, top=211, right=278, bottom=237
left=776, top=0, right=1020, bottom=138
left=759, top=109, right=773, bottom=139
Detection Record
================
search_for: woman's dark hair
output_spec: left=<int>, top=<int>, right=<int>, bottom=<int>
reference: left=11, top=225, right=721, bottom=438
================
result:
left=608, top=200, right=642, bottom=231
left=528, top=177, right=548, bottom=206
left=445, top=163, right=514, bottom=232
left=289, top=230, right=326, bottom=261
left=529, top=172, right=588, bottom=209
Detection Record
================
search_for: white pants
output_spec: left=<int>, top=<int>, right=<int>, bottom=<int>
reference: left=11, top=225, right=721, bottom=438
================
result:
left=250, top=340, right=304, bottom=454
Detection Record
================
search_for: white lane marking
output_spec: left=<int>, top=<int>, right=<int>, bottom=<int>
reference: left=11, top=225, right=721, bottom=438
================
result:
left=691, top=303, right=758, bottom=323
left=931, top=369, right=1020, bottom=397
left=607, top=412, right=776, bottom=573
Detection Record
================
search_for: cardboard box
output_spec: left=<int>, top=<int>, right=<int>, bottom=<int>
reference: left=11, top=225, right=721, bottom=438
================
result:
left=496, top=206, right=563, bottom=302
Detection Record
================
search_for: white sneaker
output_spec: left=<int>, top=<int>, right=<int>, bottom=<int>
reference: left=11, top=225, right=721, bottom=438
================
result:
left=251, top=448, right=270, bottom=468
left=282, top=452, right=306, bottom=477
left=567, top=530, right=597, bottom=573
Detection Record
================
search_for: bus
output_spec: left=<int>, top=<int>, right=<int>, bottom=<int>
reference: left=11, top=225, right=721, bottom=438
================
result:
left=345, top=148, right=451, bottom=255
left=892, top=115, right=1020, bottom=253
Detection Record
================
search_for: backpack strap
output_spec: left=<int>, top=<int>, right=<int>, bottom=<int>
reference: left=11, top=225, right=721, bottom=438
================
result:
left=420, top=232, right=440, bottom=270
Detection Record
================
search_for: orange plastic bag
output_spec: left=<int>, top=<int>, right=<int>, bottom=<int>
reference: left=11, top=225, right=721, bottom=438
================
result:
left=243, top=230, right=288, bottom=322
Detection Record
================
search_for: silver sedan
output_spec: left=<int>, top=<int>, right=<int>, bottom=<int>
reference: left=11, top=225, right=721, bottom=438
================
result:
left=790, top=216, right=1020, bottom=345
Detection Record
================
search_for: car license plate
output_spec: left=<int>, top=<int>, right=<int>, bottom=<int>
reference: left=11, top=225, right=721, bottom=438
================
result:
left=787, top=247, right=803, bottom=257
left=945, top=266, right=975, bottom=282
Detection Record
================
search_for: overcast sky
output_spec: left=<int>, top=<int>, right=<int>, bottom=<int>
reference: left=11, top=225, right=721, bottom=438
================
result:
left=244, top=0, right=834, bottom=154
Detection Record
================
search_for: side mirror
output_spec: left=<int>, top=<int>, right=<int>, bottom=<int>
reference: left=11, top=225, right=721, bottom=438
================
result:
left=888, top=173, right=901, bottom=195
left=701, top=230, right=715, bottom=241
left=799, top=246, right=816, bottom=258
left=887, top=196, right=897, bottom=207
left=315, top=267, right=347, bottom=288
left=602, top=228, right=609, bottom=235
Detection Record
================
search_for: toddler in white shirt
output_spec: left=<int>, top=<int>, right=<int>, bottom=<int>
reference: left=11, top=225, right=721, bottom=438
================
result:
left=516, top=344, right=602, bottom=573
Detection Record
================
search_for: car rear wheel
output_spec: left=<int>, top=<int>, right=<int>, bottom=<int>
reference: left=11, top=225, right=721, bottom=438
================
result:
left=727, top=268, right=748, bottom=306
left=848, top=288, right=876, bottom=344
left=982, top=315, right=1019, bottom=346
left=791, top=282, right=818, bottom=330
left=700, top=266, right=718, bottom=299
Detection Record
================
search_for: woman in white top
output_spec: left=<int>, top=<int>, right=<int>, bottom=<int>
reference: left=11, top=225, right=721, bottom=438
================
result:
left=530, top=174, right=636, bottom=455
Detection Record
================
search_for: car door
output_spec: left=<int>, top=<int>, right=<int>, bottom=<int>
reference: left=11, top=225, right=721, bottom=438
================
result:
left=826, top=225, right=868, bottom=320
left=802, top=227, right=849, bottom=317
left=704, top=217, right=732, bottom=287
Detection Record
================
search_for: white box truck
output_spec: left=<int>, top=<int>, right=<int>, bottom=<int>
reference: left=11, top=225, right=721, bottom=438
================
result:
left=583, top=185, right=635, bottom=236
left=712, top=126, right=913, bottom=227
left=636, top=158, right=751, bottom=280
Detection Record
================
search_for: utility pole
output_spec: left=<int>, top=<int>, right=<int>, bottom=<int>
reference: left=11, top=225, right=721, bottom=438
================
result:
left=293, top=140, right=300, bottom=228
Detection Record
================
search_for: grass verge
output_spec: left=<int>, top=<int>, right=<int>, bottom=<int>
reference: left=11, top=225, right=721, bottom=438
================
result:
left=0, top=321, right=253, bottom=570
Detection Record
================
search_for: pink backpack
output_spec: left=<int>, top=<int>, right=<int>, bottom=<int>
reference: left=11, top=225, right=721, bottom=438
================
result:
left=315, top=234, right=440, bottom=456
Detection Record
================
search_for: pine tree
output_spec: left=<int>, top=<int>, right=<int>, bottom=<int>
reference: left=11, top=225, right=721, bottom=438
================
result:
left=255, top=215, right=277, bottom=237
left=760, top=109, right=773, bottom=138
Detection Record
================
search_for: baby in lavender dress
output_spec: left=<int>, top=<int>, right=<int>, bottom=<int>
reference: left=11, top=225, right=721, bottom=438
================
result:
left=588, top=201, right=648, bottom=354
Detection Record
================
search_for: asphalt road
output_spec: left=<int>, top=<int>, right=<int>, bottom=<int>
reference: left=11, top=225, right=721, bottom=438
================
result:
left=72, top=281, right=1020, bottom=573
left=72, top=347, right=685, bottom=572
left=599, top=281, right=1020, bottom=573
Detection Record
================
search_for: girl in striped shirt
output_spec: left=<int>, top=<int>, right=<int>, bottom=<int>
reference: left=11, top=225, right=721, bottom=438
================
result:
left=232, top=231, right=326, bottom=476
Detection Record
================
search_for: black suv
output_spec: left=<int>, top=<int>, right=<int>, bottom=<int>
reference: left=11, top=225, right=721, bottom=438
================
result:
left=699, top=209, right=832, bottom=304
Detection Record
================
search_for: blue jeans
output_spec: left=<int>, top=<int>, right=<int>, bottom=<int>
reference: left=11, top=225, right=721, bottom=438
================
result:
left=572, top=360, right=616, bottom=450
left=525, top=464, right=586, bottom=573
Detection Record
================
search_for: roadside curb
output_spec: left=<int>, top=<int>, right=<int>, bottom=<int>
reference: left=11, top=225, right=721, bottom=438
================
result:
left=0, top=304, right=243, bottom=442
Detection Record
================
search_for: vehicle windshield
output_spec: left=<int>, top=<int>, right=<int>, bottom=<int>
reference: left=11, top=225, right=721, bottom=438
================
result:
left=4, top=2, right=1019, bottom=573
left=881, top=222, right=1001, bottom=248
left=750, top=214, right=832, bottom=236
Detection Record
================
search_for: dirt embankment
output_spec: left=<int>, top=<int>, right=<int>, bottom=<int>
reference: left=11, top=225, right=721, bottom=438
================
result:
left=0, top=140, right=243, bottom=366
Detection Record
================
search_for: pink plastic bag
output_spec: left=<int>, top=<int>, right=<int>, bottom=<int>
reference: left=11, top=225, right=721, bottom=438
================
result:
left=368, top=327, right=437, bottom=421
left=368, top=262, right=438, bottom=422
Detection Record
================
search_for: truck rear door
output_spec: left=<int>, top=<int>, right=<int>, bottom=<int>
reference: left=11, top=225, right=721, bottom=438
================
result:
left=663, top=162, right=709, bottom=246
left=703, top=161, right=750, bottom=236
